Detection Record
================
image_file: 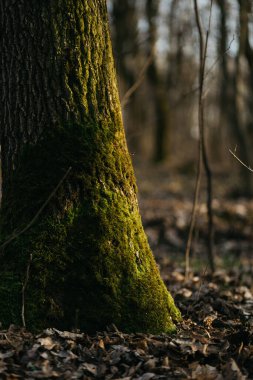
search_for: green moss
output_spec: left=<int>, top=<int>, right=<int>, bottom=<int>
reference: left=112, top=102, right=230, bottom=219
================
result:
left=0, top=122, right=180, bottom=333
left=0, top=1, right=180, bottom=333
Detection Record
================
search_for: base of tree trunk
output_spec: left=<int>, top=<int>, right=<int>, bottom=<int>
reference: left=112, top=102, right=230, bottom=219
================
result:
left=0, top=123, right=181, bottom=333
left=0, top=214, right=181, bottom=333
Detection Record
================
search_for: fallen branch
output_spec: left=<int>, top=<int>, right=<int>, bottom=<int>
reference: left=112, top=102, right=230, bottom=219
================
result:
left=0, top=166, right=72, bottom=255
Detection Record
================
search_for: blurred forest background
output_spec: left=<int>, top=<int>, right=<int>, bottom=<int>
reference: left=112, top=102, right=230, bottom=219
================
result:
left=0, top=0, right=252, bottom=269
left=108, top=0, right=253, bottom=271
left=0, top=2, right=253, bottom=376
left=108, top=0, right=253, bottom=192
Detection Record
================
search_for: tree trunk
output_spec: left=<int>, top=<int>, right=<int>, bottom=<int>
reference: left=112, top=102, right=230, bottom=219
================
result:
left=111, top=0, right=144, bottom=155
left=146, top=0, right=170, bottom=163
left=217, top=0, right=252, bottom=195
left=238, top=0, right=253, bottom=160
left=112, top=0, right=138, bottom=87
left=0, top=0, right=180, bottom=332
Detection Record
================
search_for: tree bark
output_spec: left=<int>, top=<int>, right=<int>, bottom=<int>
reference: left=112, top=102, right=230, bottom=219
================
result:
left=0, top=0, right=180, bottom=332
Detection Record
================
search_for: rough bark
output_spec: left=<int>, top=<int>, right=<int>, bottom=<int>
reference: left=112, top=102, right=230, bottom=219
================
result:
left=0, top=0, right=180, bottom=332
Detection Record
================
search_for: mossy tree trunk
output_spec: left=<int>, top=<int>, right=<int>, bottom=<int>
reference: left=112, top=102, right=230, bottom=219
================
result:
left=0, top=0, right=180, bottom=332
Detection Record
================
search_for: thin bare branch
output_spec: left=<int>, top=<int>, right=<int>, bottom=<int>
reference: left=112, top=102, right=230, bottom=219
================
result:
left=229, top=149, right=253, bottom=172
left=21, top=254, right=33, bottom=328
left=201, top=0, right=215, bottom=274
left=121, top=55, right=153, bottom=108
left=185, top=0, right=215, bottom=279
left=174, top=36, right=235, bottom=106
left=185, top=161, right=202, bottom=279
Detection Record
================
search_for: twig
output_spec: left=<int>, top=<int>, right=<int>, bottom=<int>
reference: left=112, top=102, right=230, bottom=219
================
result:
left=121, top=55, right=153, bottom=108
left=0, top=167, right=72, bottom=255
left=21, top=254, right=33, bottom=328
left=185, top=161, right=202, bottom=279
left=205, top=36, right=235, bottom=79
left=4, top=334, right=13, bottom=346
left=174, top=36, right=235, bottom=106
left=185, top=0, right=215, bottom=279
left=196, top=265, right=208, bottom=301
left=229, top=148, right=253, bottom=172
left=200, top=0, right=215, bottom=274
left=185, top=0, right=205, bottom=280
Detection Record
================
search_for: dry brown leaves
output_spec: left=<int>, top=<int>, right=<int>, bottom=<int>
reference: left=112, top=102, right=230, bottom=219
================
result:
left=0, top=267, right=253, bottom=380
left=1, top=170, right=253, bottom=378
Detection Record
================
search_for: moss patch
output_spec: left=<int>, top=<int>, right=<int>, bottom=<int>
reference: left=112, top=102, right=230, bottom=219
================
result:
left=0, top=122, right=180, bottom=333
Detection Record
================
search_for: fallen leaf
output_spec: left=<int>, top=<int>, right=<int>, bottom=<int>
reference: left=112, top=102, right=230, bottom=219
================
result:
left=38, top=337, right=57, bottom=350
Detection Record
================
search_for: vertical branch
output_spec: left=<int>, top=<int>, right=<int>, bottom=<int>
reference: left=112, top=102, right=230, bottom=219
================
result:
left=185, top=0, right=215, bottom=278
left=21, top=254, right=33, bottom=328
left=195, top=0, right=215, bottom=273
left=184, top=153, right=202, bottom=279
left=202, top=1, right=215, bottom=273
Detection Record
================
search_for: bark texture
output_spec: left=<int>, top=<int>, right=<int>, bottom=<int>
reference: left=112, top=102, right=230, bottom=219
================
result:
left=0, top=0, right=180, bottom=332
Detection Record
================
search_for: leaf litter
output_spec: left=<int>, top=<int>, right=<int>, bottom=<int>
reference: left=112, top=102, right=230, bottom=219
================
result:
left=0, top=264, right=252, bottom=379
left=1, top=169, right=253, bottom=379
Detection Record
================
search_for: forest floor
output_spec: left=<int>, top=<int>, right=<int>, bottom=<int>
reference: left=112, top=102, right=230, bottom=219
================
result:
left=0, top=164, right=253, bottom=379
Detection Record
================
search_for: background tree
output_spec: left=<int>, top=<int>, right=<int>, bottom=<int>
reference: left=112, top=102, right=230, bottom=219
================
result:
left=217, top=0, right=252, bottom=195
left=112, top=0, right=139, bottom=89
left=145, top=0, right=170, bottom=162
left=109, top=0, right=253, bottom=191
left=0, top=0, right=180, bottom=332
left=237, top=0, right=253, bottom=173
left=111, top=0, right=146, bottom=155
